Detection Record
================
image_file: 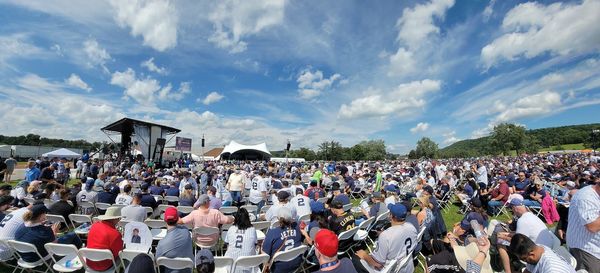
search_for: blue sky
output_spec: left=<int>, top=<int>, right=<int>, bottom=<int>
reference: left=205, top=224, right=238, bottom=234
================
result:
left=0, top=0, right=599, bottom=154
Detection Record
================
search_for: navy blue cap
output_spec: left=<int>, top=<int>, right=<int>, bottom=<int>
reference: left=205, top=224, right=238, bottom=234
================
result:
left=387, top=202, right=408, bottom=219
left=310, top=200, right=326, bottom=213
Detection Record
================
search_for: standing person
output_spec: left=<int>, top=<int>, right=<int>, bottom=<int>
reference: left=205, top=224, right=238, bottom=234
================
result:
left=352, top=203, right=418, bottom=273
left=155, top=207, right=194, bottom=273
left=509, top=234, right=576, bottom=273
left=75, top=158, right=84, bottom=179
left=249, top=170, right=268, bottom=211
left=224, top=208, right=257, bottom=273
left=262, top=208, right=303, bottom=273
left=226, top=167, right=244, bottom=205
left=567, top=181, right=600, bottom=273
left=24, top=161, right=40, bottom=182
left=473, top=163, right=488, bottom=190
left=0, top=158, right=6, bottom=183
left=3, top=156, right=16, bottom=183
left=85, top=207, right=123, bottom=272
left=314, top=229, right=358, bottom=273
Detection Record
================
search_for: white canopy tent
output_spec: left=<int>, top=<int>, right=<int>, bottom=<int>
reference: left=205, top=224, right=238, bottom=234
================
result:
left=42, top=148, right=81, bottom=158
left=219, top=140, right=271, bottom=160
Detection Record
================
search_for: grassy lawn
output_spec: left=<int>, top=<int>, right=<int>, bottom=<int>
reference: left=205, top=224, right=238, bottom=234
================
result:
left=538, top=143, right=585, bottom=152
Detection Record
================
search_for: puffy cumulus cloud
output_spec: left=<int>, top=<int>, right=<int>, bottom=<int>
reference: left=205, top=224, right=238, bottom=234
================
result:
left=410, top=122, right=430, bottom=133
left=208, top=0, right=286, bottom=53
left=338, top=79, right=441, bottom=119
left=481, top=0, right=600, bottom=68
left=141, top=57, right=167, bottom=75
left=493, top=90, right=561, bottom=122
left=200, top=91, right=225, bottom=105
left=83, top=38, right=111, bottom=72
left=442, top=130, right=460, bottom=145
left=110, top=68, right=189, bottom=105
left=388, top=0, right=454, bottom=77
left=0, top=74, right=124, bottom=139
left=65, top=73, right=92, bottom=92
left=396, top=0, right=455, bottom=49
left=297, top=68, right=341, bottom=99
left=108, top=0, right=178, bottom=51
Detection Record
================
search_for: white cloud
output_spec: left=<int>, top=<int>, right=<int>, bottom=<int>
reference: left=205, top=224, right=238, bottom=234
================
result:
left=141, top=57, right=167, bottom=75
left=338, top=79, right=441, bottom=119
left=494, top=90, right=561, bottom=122
left=110, top=68, right=189, bottom=105
left=296, top=68, right=341, bottom=99
left=481, top=0, right=600, bottom=68
left=201, top=91, right=225, bottom=105
left=0, top=34, right=44, bottom=66
left=396, top=0, right=455, bottom=49
left=442, top=130, right=460, bottom=144
left=207, top=0, right=286, bottom=53
left=83, top=38, right=111, bottom=72
left=65, top=73, right=92, bottom=92
left=482, top=0, right=496, bottom=22
left=388, top=0, right=455, bottom=77
left=410, top=122, right=430, bottom=133
left=108, top=0, right=178, bottom=51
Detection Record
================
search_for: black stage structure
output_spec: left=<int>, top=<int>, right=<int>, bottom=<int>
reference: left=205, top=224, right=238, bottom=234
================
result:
left=101, top=118, right=181, bottom=164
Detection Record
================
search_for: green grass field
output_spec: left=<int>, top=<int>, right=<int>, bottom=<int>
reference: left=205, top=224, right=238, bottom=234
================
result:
left=538, top=143, right=585, bottom=152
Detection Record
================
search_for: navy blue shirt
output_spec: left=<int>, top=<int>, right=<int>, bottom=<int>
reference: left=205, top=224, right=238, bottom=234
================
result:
left=514, top=179, right=530, bottom=191
left=97, top=192, right=116, bottom=204
left=149, top=185, right=164, bottom=196
left=165, top=187, right=179, bottom=197
left=464, top=184, right=474, bottom=197
left=263, top=224, right=303, bottom=273
left=140, top=193, right=158, bottom=209
left=14, top=224, right=55, bottom=262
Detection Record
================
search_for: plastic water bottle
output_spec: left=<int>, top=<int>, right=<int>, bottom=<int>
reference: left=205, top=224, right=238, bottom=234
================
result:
left=470, top=220, right=486, bottom=245
left=65, top=260, right=72, bottom=268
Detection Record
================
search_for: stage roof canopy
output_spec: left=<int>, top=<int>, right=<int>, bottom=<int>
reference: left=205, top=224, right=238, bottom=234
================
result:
left=101, top=117, right=180, bottom=134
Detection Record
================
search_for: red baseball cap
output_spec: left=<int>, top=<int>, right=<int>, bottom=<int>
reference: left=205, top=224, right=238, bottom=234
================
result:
left=164, top=207, right=179, bottom=222
left=315, top=229, right=338, bottom=257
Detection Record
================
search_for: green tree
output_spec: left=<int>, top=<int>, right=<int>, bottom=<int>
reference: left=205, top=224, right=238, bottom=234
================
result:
left=318, top=141, right=343, bottom=161
left=356, top=140, right=387, bottom=161
left=289, top=147, right=317, bottom=161
left=491, top=123, right=528, bottom=155
left=415, top=137, right=438, bottom=158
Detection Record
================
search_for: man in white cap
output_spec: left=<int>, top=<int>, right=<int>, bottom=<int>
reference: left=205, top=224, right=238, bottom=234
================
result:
left=85, top=207, right=123, bottom=272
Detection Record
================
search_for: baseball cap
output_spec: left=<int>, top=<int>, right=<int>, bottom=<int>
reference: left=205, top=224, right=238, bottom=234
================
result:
left=372, top=192, right=382, bottom=198
left=470, top=198, right=482, bottom=208
left=331, top=182, right=341, bottom=191
left=140, top=183, right=149, bottom=191
left=164, top=207, right=179, bottom=222
left=310, top=179, right=318, bottom=186
left=384, top=184, right=398, bottom=193
left=184, top=184, right=193, bottom=190
left=387, top=203, right=408, bottom=220
left=509, top=198, right=524, bottom=207
left=310, top=200, right=326, bottom=213
left=277, top=190, right=291, bottom=201
left=30, top=204, right=49, bottom=219
left=422, top=185, right=434, bottom=195
left=314, top=229, right=338, bottom=257
left=460, top=219, right=471, bottom=231
left=295, top=188, right=304, bottom=195
left=565, top=181, right=576, bottom=188
left=197, top=194, right=210, bottom=206
left=330, top=200, right=344, bottom=209
left=195, top=249, right=214, bottom=265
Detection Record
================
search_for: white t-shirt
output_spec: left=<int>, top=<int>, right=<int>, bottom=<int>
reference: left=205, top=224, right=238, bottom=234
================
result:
left=362, top=223, right=417, bottom=273
left=291, top=195, right=311, bottom=218
left=476, top=166, right=488, bottom=185
left=265, top=203, right=297, bottom=225
left=0, top=208, right=28, bottom=260
left=77, top=190, right=98, bottom=204
left=249, top=176, right=268, bottom=204
left=516, top=212, right=555, bottom=248
left=116, top=193, right=133, bottom=205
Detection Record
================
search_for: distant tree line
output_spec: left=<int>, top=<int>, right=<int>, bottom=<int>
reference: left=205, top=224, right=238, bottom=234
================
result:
left=271, top=139, right=393, bottom=161
left=408, top=123, right=600, bottom=159
left=0, top=134, right=102, bottom=150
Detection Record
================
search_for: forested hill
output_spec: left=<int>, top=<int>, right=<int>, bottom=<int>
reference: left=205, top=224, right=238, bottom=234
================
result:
left=0, top=134, right=101, bottom=149
left=439, top=123, right=600, bottom=158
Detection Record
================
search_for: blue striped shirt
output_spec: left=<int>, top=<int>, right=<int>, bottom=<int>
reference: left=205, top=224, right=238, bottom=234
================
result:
left=525, top=246, right=576, bottom=273
left=566, top=185, right=600, bottom=259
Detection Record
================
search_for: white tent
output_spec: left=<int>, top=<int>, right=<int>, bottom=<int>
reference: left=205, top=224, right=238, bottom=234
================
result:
left=219, top=140, right=271, bottom=160
left=42, top=148, right=81, bottom=158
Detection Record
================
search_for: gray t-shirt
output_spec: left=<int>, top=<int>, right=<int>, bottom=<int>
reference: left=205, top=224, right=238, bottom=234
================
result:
left=370, top=223, right=417, bottom=273
left=155, top=225, right=194, bottom=273
left=121, top=205, right=147, bottom=222
left=4, top=158, right=16, bottom=170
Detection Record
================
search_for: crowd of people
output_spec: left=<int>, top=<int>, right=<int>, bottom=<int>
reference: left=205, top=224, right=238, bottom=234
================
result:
left=0, top=152, right=597, bottom=273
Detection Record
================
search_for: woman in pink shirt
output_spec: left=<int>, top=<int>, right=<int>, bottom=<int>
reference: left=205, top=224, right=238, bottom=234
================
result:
left=180, top=194, right=234, bottom=246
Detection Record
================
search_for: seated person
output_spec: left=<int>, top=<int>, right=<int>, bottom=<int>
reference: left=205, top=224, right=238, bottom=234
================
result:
left=224, top=208, right=257, bottom=272
left=115, top=184, right=133, bottom=205
left=155, top=207, right=193, bottom=273
left=86, top=207, right=123, bottom=272
left=180, top=195, right=234, bottom=247
left=359, top=192, right=388, bottom=219
left=97, top=183, right=117, bottom=205
left=48, top=189, right=75, bottom=230
left=509, top=234, right=576, bottom=273
left=0, top=195, right=14, bottom=221
left=304, top=179, right=326, bottom=201
left=262, top=208, right=303, bottom=273
left=195, top=249, right=215, bottom=273
left=331, top=182, right=351, bottom=206
left=522, top=178, right=546, bottom=207
left=328, top=200, right=355, bottom=235
left=139, top=183, right=158, bottom=209
left=180, top=184, right=197, bottom=207
left=149, top=180, right=164, bottom=196
left=165, top=181, right=180, bottom=197
left=486, top=178, right=510, bottom=215
left=512, top=172, right=530, bottom=194
left=314, top=229, right=358, bottom=273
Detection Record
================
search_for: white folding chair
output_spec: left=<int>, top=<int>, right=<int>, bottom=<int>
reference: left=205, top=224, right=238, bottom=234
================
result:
left=79, top=201, right=96, bottom=215
left=144, top=219, right=167, bottom=240
left=44, top=243, right=82, bottom=273
left=231, top=254, right=269, bottom=273
left=156, top=257, right=193, bottom=272
left=192, top=226, right=221, bottom=249
left=554, top=246, right=577, bottom=269
left=43, top=199, right=55, bottom=208
left=23, top=197, right=36, bottom=205
left=219, top=206, right=238, bottom=215
left=252, top=221, right=271, bottom=233
left=156, top=204, right=173, bottom=219
left=354, top=217, right=376, bottom=250
left=78, top=248, right=117, bottom=273
left=214, top=256, right=234, bottom=273
left=7, top=240, right=52, bottom=273
left=270, top=245, right=308, bottom=272
left=177, top=206, right=194, bottom=214
left=119, top=250, right=155, bottom=271
left=68, top=214, right=92, bottom=235
left=152, top=195, right=163, bottom=203
left=94, top=203, right=111, bottom=214
left=164, top=196, right=179, bottom=204
left=298, top=214, right=311, bottom=224
left=46, top=214, right=69, bottom=231
left=260, top=205, right=271, bottom=214
left=337, top=227, right=359, bottom=256
left=241, top=205, right=258, bottom=215
left=143, top=207, right=154, bottom=216
left=0, top=239, right=17, bottom=272
left=378, top=256, right=399, bottom=273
